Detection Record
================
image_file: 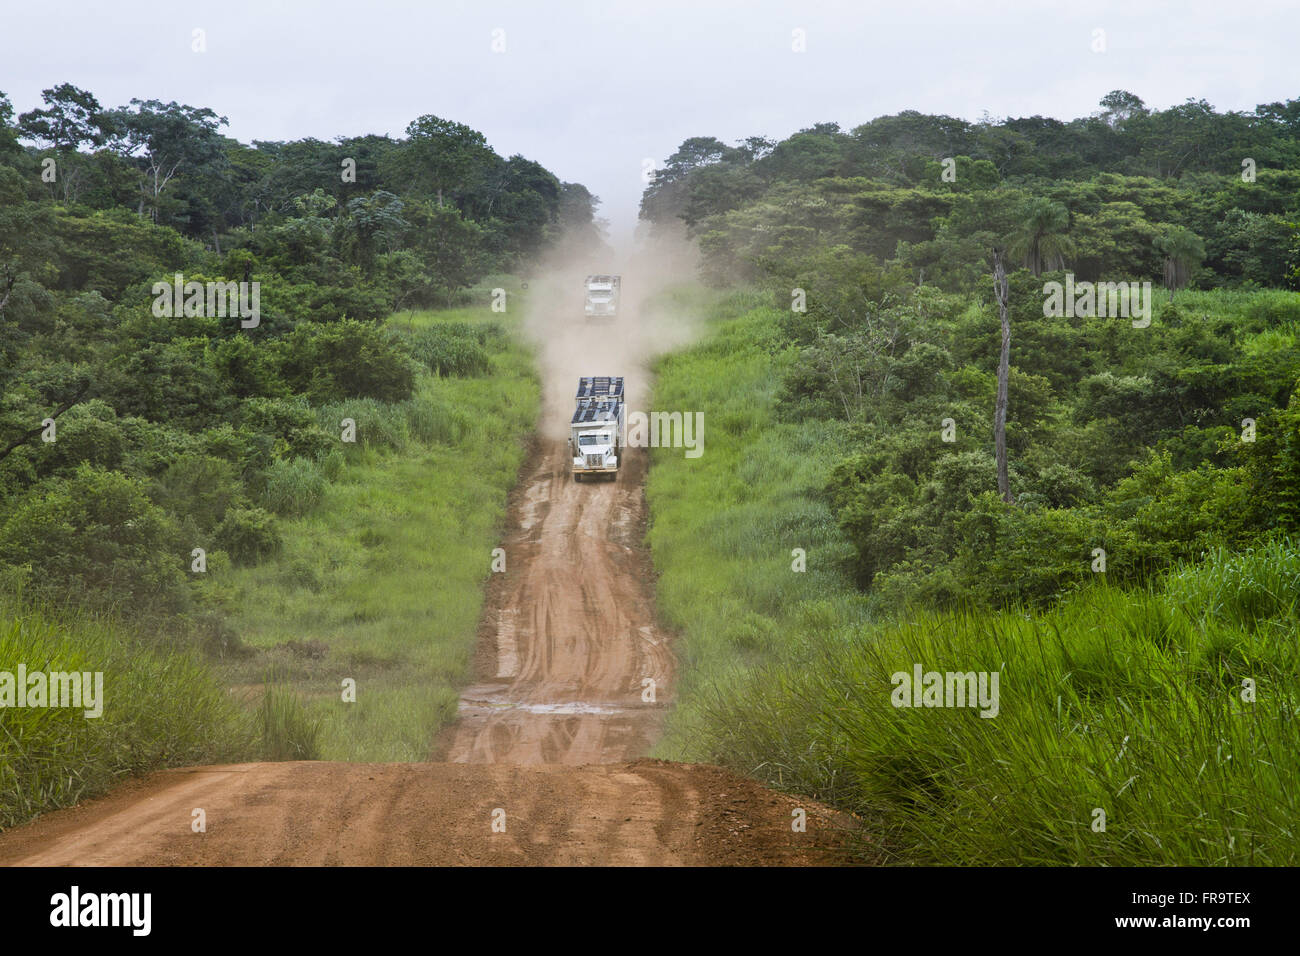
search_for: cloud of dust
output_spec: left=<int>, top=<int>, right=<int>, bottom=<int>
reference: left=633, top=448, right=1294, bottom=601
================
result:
left=519, top=227, right=706, bottom=441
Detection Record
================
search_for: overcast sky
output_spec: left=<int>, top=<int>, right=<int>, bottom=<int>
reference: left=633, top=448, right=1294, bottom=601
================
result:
left=3, top=0, right=1296, bottom=243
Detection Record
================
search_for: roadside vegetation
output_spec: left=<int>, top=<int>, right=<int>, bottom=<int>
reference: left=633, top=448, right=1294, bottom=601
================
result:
left=220, top=304, right=538, bottom=760
left=0, top=79, right=563, bottom=823
left=0, top=299, right=539, bottom=825
left=0, top=597, right=254, bottom=830
left=648, top=286, right=1300, bottom=865
left=644, top=91, right=1300, bottom=865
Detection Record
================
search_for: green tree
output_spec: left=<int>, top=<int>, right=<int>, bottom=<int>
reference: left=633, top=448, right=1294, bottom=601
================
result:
left=396, top=114, right=492, bottom=208
left=101, top=99, right=229, bottom=222
left=1155, top=225, right=1205, bottom=296
left=1006, top=198, right=1074, bottom=276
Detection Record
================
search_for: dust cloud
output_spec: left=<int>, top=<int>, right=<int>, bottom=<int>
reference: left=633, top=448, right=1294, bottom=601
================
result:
left=517, top=229, right=704, bottom=440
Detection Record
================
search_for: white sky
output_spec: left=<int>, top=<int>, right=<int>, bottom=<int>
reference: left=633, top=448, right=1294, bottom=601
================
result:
left=2, top=0, right=1296, bottom=242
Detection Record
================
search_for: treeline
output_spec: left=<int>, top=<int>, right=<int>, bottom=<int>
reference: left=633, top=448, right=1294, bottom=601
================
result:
left=0, top=84, right=588, bottom=641
left=642, top=90, right=1300, bottom=292
left=643, top=91, right=1300, bottom=610
left=2, top=84, right=604, bottom=308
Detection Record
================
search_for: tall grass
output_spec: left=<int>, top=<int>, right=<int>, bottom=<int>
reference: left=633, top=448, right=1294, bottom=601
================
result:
left=648, top=293, right=1300, bottom=865
left=0, top=598, right=255, bottom=830
left=216, top=304, right=539, bottom=761
left=261, top=457, right=327, bottom=516
left=691, top=575, right=1299, bottom=865
left=259, top=683, right=323, bottom=761
left=647, top=297, right=870, bottom=758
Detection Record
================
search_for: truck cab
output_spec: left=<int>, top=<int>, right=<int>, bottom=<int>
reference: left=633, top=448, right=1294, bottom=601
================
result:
left=571, top=423, right=618, bottom=480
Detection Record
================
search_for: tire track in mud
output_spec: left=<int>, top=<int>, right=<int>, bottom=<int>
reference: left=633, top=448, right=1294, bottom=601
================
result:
left=440, top=439, right=671, bottom=765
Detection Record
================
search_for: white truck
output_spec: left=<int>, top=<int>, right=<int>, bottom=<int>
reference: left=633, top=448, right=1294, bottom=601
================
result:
left=583, top=275, right=621, bottom=319
left=570, top=376, right=625, bottom=482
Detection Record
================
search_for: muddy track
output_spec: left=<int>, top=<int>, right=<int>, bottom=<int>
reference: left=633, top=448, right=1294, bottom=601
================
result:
left=440, top=441, right=671, bottom=764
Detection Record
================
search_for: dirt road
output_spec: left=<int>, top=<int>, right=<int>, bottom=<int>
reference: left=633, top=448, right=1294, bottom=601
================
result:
left=442, top=443, right=670, bottom=764
left=0, top=760, right=846, bottom=866
left=0, top=286, right=854, bottom=866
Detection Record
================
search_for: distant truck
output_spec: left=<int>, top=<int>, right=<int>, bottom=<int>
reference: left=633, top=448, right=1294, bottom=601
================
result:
left=570, top=376, right=625, bottom=481
left=583, top=275, right=621, bottom=319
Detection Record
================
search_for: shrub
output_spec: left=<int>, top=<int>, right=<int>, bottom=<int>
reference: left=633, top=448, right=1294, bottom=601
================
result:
left=214, top=505, right=281, bottom=566
left=0, top=465, right=188, bottom=615
left=239, top=397, right=335, bottom=462
left=274, top=319, right=416, bottom=403
left=151, top=452, right=241, bottom=531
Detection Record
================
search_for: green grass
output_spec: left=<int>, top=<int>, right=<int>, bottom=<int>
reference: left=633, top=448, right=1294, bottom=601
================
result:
left=647, top=292, right=1300, bottom=865
left=216, top=305, right=539, bottom=761
left=0, top=598, right=255, bottom=830
left=646, top=292, right=871, bottom=759
left=681, top=574, right=1299, bottom=865
left=0, top=301, right=538, bottom=827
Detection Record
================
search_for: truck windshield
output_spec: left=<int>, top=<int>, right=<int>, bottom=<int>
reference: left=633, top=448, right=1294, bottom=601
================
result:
left=578, top=434, right=609, bottom=447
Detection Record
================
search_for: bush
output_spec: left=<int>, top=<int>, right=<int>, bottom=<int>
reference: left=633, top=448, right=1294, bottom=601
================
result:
left=151, top=452, right=242, bottom=531
left=214, top=505, right=281, bottom=566
left=0, top=465, right=188, bottom=615
left=274, top=319, right=416, bottom=403
left=238, top=397, right=334, bottom=462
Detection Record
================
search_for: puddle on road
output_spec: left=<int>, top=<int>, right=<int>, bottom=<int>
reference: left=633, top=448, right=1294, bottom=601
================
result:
left=458, top=698, right=628, bottom=716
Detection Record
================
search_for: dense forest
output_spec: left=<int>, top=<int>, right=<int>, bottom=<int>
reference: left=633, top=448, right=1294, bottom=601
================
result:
left=0, top=83, right=597, bottom=641
left=643, top=90, right=1300, bottom=609
left=643, top=91, right=1300, bottom=863
left=643, top=90, right=1300, bottom=291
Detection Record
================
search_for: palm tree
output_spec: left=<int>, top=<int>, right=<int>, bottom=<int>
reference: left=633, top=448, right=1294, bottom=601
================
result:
left=1155, top=226, right=1205, bottom=298
left=1006, top=198, right=1075, bottom=276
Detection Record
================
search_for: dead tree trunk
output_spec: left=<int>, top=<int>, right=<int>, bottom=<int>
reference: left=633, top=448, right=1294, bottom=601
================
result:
left=992, top=248, right=1013, bottom=504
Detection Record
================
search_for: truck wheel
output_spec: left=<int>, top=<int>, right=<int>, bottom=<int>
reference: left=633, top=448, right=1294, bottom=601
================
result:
left=574, top=473, right=581, bottom=483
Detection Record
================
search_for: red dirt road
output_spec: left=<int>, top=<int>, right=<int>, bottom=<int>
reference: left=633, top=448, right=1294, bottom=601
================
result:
left=441, top=443, right=671, bottom=764
left=0, top=301, right=854, bottom=866
left=0, top=760, right=845, bottom=866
